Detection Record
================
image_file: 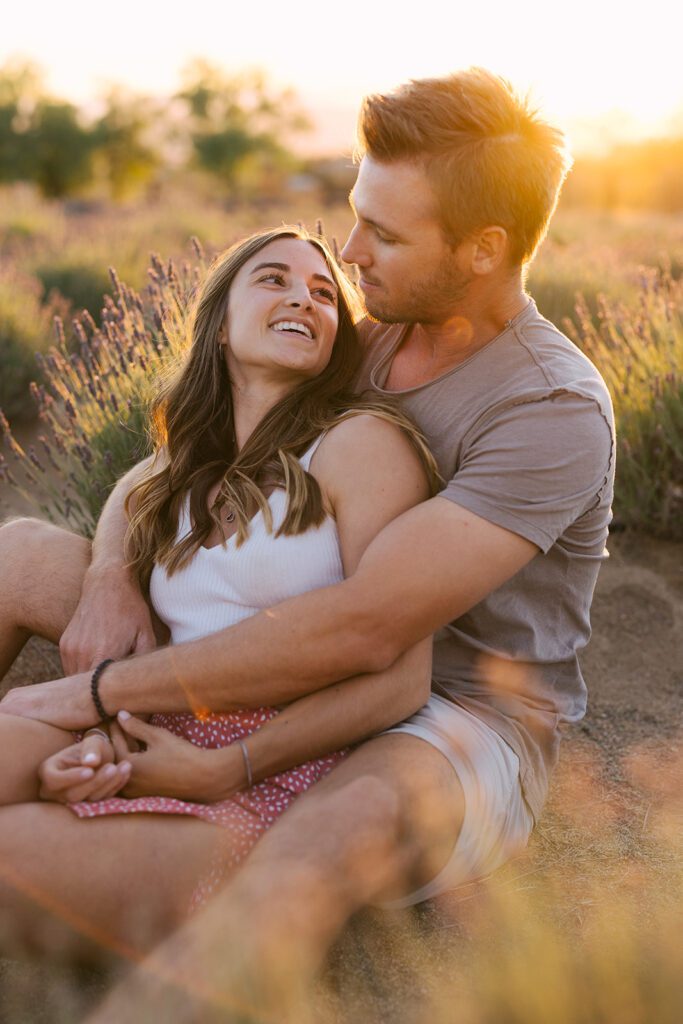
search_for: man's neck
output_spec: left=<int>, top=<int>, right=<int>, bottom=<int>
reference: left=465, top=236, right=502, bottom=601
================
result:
left=386, top=284, right=529, bottom=391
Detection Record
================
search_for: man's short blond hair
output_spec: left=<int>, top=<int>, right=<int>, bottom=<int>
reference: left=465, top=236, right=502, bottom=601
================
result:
left=357, top=68, right=572, bottom=266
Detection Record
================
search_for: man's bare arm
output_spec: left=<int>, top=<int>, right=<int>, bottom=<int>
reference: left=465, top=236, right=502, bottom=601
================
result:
left=99, top=497, right=537, bottom=715
left=59, top=456, right=158, bottom=673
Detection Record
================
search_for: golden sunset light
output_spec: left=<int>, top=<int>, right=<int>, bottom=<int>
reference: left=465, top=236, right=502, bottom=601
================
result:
left=0, top=2, right=681, bottom=1021
left=3, top=0, right=682, bottom=153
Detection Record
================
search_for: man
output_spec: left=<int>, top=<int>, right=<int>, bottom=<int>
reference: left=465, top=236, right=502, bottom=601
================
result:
left=0, top=68, right=613, bottom=1016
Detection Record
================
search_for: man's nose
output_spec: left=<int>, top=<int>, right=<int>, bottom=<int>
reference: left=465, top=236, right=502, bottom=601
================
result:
left=341, top=225, right=369, bottom=267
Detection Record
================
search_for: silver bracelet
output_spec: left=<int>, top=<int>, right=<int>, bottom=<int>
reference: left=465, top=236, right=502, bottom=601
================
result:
left=237, top=739, right=253, bottom=789
left=83, top=727, right=112, bottom=744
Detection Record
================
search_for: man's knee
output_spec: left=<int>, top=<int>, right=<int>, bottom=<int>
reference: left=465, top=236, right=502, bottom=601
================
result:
left=0, top=517, right=85, bottom=565
left=298, top=773, right=401, bottom=841
left=0, top=518, right=90, bottom=627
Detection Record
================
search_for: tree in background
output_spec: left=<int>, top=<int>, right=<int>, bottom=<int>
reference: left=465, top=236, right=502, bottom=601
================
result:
left=0, top=58, right=310, bottom=201
left=90, top=88, right=162, bottom=200
left=24, top=99, right=95, bottom=198
left=176, top=59, right=310, bottom=198
left=0, top=61, right=41, bottom=183
left=0, top=61, right=94, bottom=197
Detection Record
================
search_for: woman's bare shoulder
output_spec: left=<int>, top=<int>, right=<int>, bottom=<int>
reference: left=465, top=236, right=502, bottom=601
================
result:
left=318, top=412, right=420, bottom=461
left=312, top=412, right=429, bottom=505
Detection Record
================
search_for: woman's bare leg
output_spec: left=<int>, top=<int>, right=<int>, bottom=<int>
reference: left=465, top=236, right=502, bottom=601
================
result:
left=0, top=803, right=228, bottom=967
left=0, top=713, right=76, bottom=804
left=0, top=518, right=90, bottom=678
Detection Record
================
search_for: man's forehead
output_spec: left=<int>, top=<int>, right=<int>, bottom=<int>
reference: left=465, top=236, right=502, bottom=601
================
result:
left=351, top=156, right=438, bottom=229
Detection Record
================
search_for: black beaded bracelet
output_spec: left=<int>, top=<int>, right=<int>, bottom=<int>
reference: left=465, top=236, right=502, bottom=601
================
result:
left=90, top=659, right=114, bottom=720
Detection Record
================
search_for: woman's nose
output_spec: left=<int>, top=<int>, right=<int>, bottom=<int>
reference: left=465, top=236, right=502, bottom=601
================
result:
left=285, top=286, right=313, bottom=308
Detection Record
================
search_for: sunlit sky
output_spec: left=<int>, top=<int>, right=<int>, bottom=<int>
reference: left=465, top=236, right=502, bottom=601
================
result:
left=4, top=0, right=683, bottom=155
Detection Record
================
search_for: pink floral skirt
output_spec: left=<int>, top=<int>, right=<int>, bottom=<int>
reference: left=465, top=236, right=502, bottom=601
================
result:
left=68, top=708, right=348, bottom=905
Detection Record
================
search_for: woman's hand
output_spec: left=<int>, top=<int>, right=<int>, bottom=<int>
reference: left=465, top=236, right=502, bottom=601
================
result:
left=38, top=733, right=132, bottom=804
left=0, top=674, right=100, bottom=730
left=112, top=712, right=243, bottom=803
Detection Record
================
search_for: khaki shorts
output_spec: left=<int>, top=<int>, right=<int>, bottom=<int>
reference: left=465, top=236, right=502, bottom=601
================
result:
left=376, top=694, right=535, bottom=909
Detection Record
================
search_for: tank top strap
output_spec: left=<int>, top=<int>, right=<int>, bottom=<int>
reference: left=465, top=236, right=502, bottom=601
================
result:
left=299, top=432, right=327, bottom=472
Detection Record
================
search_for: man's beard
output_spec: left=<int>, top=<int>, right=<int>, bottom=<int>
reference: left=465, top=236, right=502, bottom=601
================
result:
left=364, top=257, right=471, bottom=325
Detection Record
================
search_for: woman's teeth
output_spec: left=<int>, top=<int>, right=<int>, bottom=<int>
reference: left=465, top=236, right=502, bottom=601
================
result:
left=271, top=321, right=313, bottom=340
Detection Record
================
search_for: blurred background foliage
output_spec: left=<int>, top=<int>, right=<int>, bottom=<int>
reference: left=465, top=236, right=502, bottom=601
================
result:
left=0, top=57, right=682, bottom=539
left=0, top=58, right=310, bottom=201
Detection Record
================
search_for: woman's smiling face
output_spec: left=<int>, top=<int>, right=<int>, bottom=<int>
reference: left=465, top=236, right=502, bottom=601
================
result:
left=221, top=237, right=340, bottom=387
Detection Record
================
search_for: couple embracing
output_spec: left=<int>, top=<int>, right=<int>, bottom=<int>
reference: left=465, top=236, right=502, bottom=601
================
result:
left=0, top=67, right=614, bottom=1013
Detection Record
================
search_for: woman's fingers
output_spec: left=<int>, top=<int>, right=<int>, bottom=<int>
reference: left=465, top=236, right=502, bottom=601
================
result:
left=82, top=762, right=132, bottom=802
left=80, top=734, right=112, bottom=767
left=39, top=762, right=96, bottom=800
left=64, top=762, right=131, bottom=804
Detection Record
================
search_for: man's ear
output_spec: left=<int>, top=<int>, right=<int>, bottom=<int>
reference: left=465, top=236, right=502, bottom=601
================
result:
left=470, top=226, right=509, bottom=275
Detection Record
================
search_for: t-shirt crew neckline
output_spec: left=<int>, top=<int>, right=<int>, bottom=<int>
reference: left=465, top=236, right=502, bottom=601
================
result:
left=370, top=297, right=537, bottom=396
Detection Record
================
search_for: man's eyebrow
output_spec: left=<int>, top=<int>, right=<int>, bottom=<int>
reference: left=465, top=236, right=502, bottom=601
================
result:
left=348, top=193, right=400, bottom=239
left=250, top=262, right=337, bottom=289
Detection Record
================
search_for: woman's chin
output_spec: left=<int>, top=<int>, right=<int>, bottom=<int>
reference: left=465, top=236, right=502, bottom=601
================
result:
left=269, top=355, right=326, bottom=381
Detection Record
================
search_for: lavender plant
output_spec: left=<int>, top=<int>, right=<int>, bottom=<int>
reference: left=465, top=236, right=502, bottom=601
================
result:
left=2, top=236, right=681, bottom=540
left=0, top=243, right=204, bottom=536
left=567, top=269, right=683, bottom=537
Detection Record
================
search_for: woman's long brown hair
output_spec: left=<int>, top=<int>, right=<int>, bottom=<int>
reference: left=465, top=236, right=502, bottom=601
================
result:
left=125, top=226, right=440, bottom=585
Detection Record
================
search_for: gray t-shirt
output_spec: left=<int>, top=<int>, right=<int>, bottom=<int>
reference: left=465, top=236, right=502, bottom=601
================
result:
left=357, top=299, right=615, bottom=820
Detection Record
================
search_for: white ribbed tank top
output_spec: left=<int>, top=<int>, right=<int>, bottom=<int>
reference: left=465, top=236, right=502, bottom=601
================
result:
left=149, top=436, right=344, bottom=645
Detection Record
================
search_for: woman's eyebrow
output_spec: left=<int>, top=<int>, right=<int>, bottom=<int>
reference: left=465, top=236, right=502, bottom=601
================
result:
left=250, top=261, right=289, bottom=274
left=250, top=262, right=337, bottom=289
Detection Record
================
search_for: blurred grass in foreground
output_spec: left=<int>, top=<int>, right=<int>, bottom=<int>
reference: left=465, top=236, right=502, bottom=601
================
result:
left=273, top=735, right=682, bottom=1024
left=0, top=733, right=678, bottom=1023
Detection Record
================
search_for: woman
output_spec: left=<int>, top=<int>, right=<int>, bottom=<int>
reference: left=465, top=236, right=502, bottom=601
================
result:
left=0, top=226, right=438, bottom=954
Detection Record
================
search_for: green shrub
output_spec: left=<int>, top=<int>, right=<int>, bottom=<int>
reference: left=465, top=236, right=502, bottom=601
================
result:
left=0, top=269, right=64, bottom=420
left=34, top=260, right=114, bottom=317
left=567, top=270, right=683, bottom=537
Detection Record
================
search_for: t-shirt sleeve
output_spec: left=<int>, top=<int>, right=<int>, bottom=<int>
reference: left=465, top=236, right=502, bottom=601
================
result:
left=441, top=390, right=614, bottom=553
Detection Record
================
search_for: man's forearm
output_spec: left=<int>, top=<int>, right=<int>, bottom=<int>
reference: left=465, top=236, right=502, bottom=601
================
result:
left=234, top=638, right=432, bottom=785
left=96, top=497, right=537, bottom=716
left=98, top=572, right=386, bottom=715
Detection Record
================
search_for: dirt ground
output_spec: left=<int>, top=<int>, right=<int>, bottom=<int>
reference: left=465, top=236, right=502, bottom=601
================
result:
left=0, top=523, right=680, bottom=1021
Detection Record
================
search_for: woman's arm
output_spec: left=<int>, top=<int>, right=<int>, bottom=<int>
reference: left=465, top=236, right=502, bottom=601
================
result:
left=115, top=639, right=432, bottom=802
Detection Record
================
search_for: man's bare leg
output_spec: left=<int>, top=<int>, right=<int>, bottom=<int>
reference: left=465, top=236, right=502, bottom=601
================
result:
left=0, top=518, right=90, bottom=678
left=0, top=802, right=228, bottom=969
left=88, top=733, right=465, bottom=1023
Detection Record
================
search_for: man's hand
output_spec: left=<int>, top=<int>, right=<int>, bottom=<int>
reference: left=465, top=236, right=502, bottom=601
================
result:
left=0, top=673, right=101, bottom=730
left=60, top=566, right=158, bottom=674
left=38, top=734, right=131, bottom=804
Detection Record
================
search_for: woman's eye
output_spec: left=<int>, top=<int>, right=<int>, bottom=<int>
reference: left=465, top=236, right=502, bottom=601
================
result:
left=260, top=273, right=285, bottom=285
left=316, top=287, right=337, bottom=303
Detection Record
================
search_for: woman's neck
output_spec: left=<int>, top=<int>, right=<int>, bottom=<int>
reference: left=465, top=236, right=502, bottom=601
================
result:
left=231, top=379, right=294, bottom=450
